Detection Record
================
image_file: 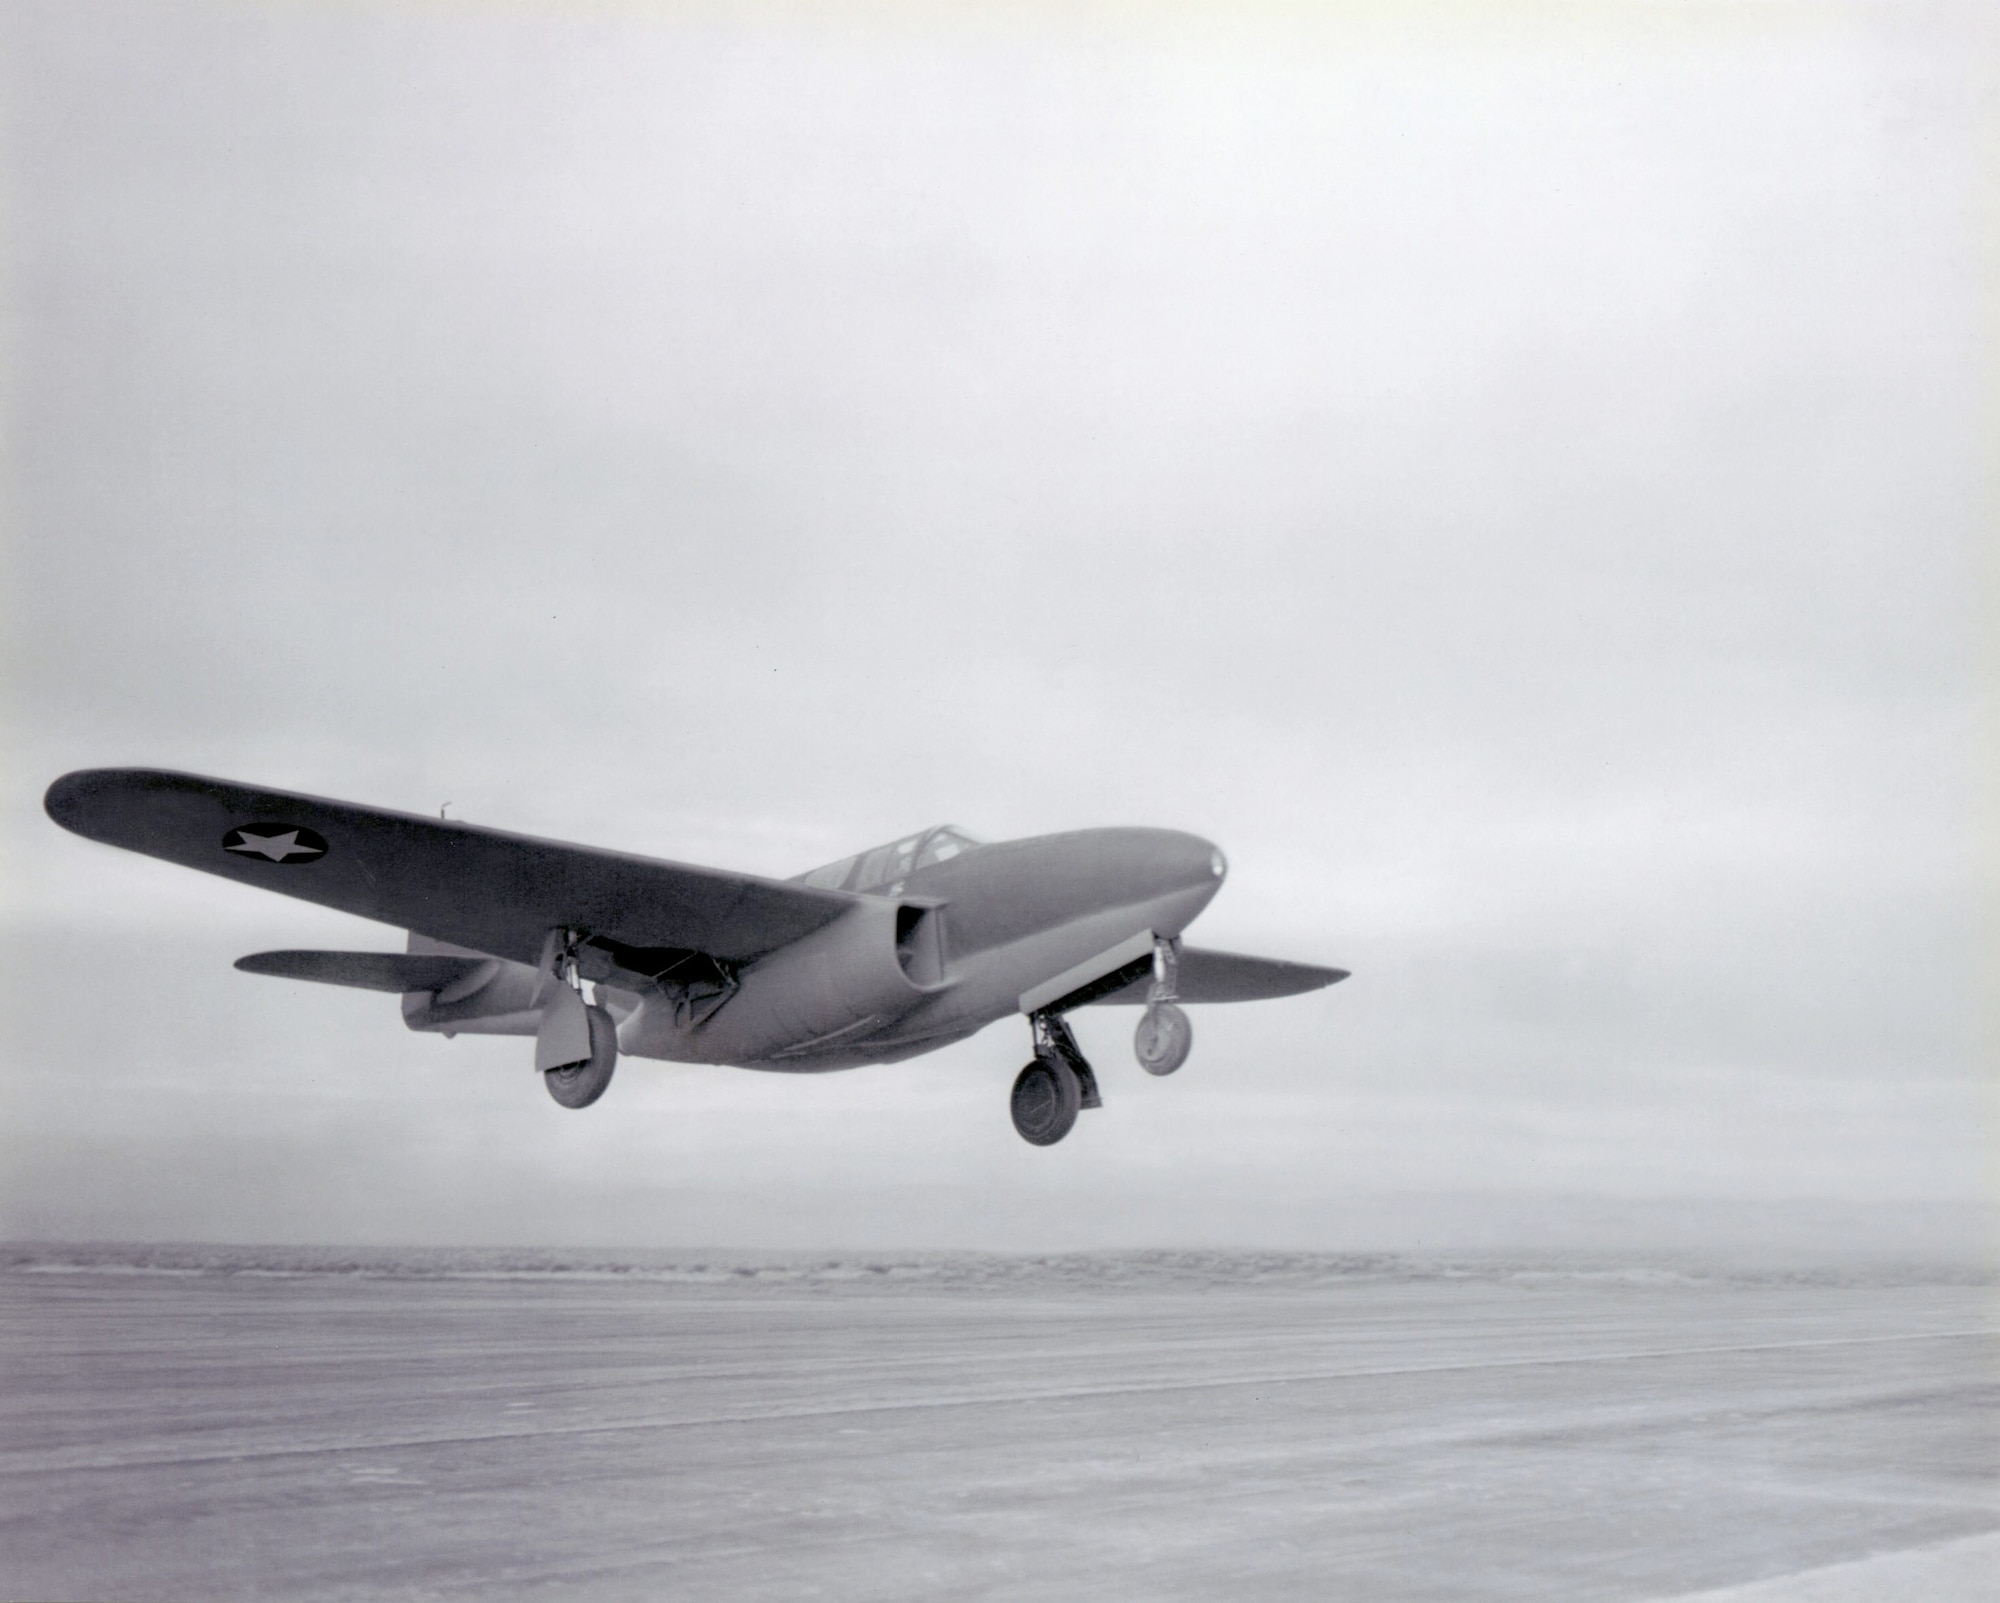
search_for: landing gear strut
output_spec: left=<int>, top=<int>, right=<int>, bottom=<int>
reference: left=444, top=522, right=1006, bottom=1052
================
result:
left=537, top=927, right=618, bottom=1109
left=1134, top=937, right=1192, bottom=1076
left=1010, top=1010, right=1100, bottom=1146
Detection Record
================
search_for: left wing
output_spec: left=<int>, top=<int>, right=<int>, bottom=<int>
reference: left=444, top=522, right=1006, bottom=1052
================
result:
left=45, top=768, right=857, bottom=977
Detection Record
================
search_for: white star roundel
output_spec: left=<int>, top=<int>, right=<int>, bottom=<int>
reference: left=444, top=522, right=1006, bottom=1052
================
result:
left=221, top=823, right=329, bottom=863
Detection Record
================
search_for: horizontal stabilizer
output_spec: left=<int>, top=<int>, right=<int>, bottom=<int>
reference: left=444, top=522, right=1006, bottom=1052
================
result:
left=236, top=950, right=495, bottom=994
left=1087, top=946, right=1348, bottom=1005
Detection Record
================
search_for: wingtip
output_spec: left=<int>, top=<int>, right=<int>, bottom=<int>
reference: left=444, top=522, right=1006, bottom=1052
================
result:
left=43, top=768, right=113, bottom=832
left=44, top=767, right=198, bottom=837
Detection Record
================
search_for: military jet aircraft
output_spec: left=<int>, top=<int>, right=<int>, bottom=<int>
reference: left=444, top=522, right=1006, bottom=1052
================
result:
left=44, top=768, right=1346, bottom=1145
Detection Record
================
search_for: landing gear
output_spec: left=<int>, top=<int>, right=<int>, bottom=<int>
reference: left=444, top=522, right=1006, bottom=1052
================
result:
left=1011, top=1011, right=1100, bottom=1145
left=1134, top=937, right=1192, bottom=1075
left=1010, top=1056, right=1080, bottom=1145
left=1135, top=1002, right=1192, bottom=1076
left=537, top=932, right=618, bottom=1109
left=545, top=1005, right=618, bottom=1108
left=1007, top=936, right=1196, bottom=1141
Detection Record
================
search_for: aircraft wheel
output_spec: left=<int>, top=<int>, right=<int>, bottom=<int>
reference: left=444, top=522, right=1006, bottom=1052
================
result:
left=1011, top=1055, right=1081, bottom=1146
left=545, top=1005, right=617, bottom=1109
left=1134, top=1002, right=1192, bottom=1076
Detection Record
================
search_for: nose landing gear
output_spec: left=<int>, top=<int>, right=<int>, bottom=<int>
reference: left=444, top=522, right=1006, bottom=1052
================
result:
left=1135, top=1002, right=1192, bottom=1075
left=1134, top=937, right=1192, bottom=1076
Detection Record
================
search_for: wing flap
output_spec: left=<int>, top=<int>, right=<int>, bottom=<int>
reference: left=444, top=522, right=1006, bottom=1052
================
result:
left=47, top=768, right=854, bottom=967
left=1086, top=946, right=1348, bottom=1005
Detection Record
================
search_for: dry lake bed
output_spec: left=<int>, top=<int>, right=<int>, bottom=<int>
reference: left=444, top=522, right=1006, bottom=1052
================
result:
left=1, top=1246, right=1993, bottom=1602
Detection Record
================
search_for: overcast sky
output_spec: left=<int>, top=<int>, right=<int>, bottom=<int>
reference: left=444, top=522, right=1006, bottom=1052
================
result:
left=2, top=0, right=1990, bottom=1253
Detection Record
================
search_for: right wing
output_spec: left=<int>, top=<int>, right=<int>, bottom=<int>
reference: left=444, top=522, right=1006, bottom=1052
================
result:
left=46, top=768, right=857, bottom=984
left=1086, top=946, right=1348, bottom=1005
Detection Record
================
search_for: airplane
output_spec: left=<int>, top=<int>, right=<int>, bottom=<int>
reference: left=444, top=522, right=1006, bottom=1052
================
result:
left=43, top=768, right=1347, bottom=1146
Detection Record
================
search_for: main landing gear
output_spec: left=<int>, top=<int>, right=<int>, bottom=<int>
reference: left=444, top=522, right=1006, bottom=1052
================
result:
left=1010, top=937, right=1191, bottom=1145
left=545, top=1005, right=618, bottom=1108
left=538, top=929, right=618, bottom=1109
left=1010, top=1011, right=1101, bottom=1146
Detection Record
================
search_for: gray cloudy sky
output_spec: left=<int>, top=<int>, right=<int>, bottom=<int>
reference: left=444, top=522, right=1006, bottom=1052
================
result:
left=2, top=0, right=1991, bottom=1252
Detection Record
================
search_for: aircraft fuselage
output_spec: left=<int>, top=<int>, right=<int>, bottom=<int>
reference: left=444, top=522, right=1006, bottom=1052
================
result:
left=644, top=827, right=1226, bottom=1070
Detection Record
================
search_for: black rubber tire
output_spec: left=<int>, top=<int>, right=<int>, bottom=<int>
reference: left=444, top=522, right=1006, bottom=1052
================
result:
left=544, top=1006, right=617, bottom=1109
left=1134, top=1002, right=1193, bottom=1077
left=1010, top=1055, right=1081, bottom=1146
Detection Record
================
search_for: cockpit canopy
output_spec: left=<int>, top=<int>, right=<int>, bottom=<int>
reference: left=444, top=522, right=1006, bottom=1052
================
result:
left=796, top=825, right=981, bottom=894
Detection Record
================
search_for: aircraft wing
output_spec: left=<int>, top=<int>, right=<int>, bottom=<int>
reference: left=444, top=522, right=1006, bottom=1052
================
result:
left=44, top=768, right=856, bottom=972
left=1086, top=946, right=1348, bottom=1005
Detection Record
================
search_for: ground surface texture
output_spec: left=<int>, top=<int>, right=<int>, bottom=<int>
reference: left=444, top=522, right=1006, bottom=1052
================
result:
left=1, top=1248, right=1993, bottom=1602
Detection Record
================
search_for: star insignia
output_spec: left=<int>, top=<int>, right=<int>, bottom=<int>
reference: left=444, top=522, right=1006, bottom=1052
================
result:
left=222, top=825, right=327, bottom=863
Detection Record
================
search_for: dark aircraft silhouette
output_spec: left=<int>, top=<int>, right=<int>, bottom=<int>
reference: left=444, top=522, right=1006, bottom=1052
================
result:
left=45, top=769, right=1346, bottom=1145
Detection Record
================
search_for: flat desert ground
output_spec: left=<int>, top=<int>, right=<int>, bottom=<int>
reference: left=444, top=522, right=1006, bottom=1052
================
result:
left=1, top=1248, right=1993, bottom=1602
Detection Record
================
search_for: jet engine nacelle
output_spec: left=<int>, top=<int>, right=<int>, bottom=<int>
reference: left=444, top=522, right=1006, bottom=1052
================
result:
left=671, top=899, right=947, bottom=1065
left=398, top=934, right=545, bottom=1037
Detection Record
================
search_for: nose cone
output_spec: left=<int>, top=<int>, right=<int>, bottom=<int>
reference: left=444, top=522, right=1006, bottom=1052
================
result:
left=1087, top=826, right=1227, bottom=934
left=1136, top=827, right=1226, bottom=892
left=936, top=826, right=1231, bottom=956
